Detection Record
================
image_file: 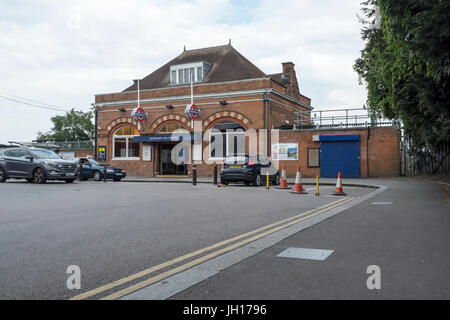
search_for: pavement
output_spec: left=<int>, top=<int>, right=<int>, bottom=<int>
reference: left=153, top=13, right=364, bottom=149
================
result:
left=0, top=177, right=448, bottom=300
left=167, top=179, right=450, bottom=300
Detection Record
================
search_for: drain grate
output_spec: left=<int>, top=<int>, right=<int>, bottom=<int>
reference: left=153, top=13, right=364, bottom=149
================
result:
left=276, top=247, right=334, bottom=261
left=371, top=202, right=393, bottom=205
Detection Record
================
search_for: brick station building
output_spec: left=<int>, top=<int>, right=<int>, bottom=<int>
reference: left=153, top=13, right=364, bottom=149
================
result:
left=93, top=43, right=401, bottom=178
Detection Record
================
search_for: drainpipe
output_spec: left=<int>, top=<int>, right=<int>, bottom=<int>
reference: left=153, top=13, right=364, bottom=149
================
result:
left=367, top=126, right=371, bottom=177
left=263, top=94, right=270, bottom=156
left=93, top=104, right=98, bottom=159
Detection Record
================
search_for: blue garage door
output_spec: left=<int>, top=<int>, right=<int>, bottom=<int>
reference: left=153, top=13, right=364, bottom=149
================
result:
left=320, top=135, right=360, bottom=178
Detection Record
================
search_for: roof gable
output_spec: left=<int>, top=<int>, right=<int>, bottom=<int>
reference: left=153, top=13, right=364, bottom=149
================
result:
left=123, top=44, right=267, bottom=92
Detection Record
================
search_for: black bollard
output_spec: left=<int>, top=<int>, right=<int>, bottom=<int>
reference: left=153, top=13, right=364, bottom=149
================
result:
left=213, top=166, right=218, bottom=185
left=104, top=164, right=107, bottom=183
left=193, top=164, right=197, bottom=186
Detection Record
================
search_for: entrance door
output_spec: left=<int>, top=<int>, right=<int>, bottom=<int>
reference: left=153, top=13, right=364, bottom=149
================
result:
left=159, top=143, right=188, bottom=175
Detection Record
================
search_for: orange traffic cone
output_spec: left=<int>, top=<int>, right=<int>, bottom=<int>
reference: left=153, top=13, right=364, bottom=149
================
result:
left=333, top=172, right=347, bottom=196
left=277, top=165, right=290, bottom=190
left=291, top=164, right=307, bottom=194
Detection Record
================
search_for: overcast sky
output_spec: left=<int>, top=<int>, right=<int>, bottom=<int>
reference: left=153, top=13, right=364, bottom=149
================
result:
left=0, top=0, right=367, bottom=143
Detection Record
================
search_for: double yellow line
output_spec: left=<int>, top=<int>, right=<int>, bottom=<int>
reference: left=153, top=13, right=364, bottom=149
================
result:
left=71, top=196, right=353, bottom=300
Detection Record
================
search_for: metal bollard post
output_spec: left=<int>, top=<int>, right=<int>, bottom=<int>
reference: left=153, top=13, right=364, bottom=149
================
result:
left=315, top=175, right=320, bottom=196
left=213, top=166, right=218, bottom=185
left=79, top=164, right=83, bottom=182
left=266, top=172, right=270, bottom=190
left=104, top=164, right=107, bottom=183
left=193, top=164, right=197, bottom=186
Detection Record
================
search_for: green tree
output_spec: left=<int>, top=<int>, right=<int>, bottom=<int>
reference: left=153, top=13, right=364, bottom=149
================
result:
left=354, top=0, right=450, bottom=154
left=37, top=109, right=94, bottom=141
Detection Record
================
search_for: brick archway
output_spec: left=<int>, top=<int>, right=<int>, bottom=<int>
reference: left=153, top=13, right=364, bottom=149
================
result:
left=203, top=111, right=252, bottom=130
left=150, top=115, right=192, bottom=133
left=106, top=118, right=138, bottom=133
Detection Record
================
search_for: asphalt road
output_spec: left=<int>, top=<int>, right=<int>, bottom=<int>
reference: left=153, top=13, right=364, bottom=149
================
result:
left=170, top=179, right=450, bottom=300
left=0, top=179, right=371, bottom=300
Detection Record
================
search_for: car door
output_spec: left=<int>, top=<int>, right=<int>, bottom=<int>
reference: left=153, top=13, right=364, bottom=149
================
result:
left=3, top=149, right=21, bottom=176
left=21, top=150, right=36, bottom=178
left=11, top=149, right=33, bottom=177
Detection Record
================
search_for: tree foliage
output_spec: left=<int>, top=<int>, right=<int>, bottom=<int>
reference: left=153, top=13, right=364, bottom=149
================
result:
left=354, top=0, right=450, bottom=153
left=37, top=109, right=94, bottom=141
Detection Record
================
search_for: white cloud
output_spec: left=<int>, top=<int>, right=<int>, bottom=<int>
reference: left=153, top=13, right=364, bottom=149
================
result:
left=0, top=0, right=367, bottom=142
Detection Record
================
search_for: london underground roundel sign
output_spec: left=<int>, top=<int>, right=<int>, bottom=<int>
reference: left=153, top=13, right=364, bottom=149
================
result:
left=185, top=104, right=201, bottom=121
left=131, top=107, right=148, bottom=123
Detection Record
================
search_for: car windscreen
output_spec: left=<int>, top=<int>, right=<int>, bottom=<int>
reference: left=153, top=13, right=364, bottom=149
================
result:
left=30, top=149, right=62, bottom=160
left=89, top=159, right=100, bottom=166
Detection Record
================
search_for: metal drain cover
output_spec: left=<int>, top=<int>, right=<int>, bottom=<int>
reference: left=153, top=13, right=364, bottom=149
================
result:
left=276, top=247, right=334, bottom=261
left=371, top=202, right=393, bottom=205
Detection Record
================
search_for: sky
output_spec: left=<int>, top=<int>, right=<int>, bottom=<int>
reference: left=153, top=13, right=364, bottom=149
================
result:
left=0, top=0, right=368, bottom=143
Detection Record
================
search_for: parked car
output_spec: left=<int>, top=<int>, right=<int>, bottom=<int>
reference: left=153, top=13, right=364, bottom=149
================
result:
left=76, top=157, right=126, bottom=182
left=220, top=154, right=280, bottom=186
left=0, top=147, right=78, bottom=184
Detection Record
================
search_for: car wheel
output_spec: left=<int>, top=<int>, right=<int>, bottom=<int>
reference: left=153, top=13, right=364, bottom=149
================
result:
left=0, top=168, right=6, bottom=183
left=93, top=171, right=102, bottom=181
left=254, top=174, right=261, bottom=187
left=65, top=179, right=75, bottom=183
left=33, top=168, right=47, bottom=184
left=273, top=174, right=280, bottom=186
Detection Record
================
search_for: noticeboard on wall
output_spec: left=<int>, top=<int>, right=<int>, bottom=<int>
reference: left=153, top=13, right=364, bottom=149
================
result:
left=143, top=145, right=152, bottom=162
left=271, top=143, right=298, bottom=161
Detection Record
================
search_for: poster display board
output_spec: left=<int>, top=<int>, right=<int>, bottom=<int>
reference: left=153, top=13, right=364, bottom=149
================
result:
left=271, top=143, right=298, bottom=161
left=143, top=145, right=152, bottom=162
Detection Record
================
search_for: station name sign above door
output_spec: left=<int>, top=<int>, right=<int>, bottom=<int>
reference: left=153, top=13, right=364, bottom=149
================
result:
left=185, top=104, right=201, bottom=121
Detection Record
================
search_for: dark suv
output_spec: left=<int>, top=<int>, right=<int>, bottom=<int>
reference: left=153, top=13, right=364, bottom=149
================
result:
left=0, top=147, right=78, bottom=184
left=220, top=154, right=280, bottom=186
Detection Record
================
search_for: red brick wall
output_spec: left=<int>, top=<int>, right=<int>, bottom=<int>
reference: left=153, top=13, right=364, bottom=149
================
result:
left=277, top=126, right=400, bottom=178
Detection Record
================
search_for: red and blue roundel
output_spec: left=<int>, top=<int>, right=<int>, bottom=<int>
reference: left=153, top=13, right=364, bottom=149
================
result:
left=185, top=104, right=201, bottom=121
left=132, top=107, right=147, bottom=123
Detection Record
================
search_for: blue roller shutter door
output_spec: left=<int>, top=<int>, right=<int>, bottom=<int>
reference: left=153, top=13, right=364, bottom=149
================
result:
left=320, top=135, right=360, bottom=178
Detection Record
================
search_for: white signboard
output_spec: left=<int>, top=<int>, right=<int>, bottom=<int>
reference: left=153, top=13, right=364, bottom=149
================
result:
left=271, top=143, right=298, bottom=161
left=142, top=145, right=152, bottom=162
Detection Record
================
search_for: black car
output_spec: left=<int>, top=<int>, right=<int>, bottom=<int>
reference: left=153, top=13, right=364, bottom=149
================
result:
left=76, top=157, right=126, bottom=182
left=0, top=147, right=78, bottom=184
left=220, top=154, right=280, bottom=186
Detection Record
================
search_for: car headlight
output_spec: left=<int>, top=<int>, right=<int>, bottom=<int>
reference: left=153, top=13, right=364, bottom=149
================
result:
left=107, top=169, right=115, bottom=173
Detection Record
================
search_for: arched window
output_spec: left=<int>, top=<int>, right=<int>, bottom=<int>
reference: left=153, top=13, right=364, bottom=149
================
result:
left=158, top=123, right=184, bottom=134
left=210, top=121, right=245, bottom=159
left=113, top=126, right=140, bottom=160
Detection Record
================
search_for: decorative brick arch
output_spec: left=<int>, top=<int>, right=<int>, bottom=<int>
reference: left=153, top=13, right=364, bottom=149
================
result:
left=150, top=115, right=192, bottom=133
left=106, top=118, right=138, bottom=133
left=203, top=111, right=252, bottom=130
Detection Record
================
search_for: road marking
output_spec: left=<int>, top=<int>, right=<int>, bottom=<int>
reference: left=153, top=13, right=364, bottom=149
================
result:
left=70, top=197, right=352, bottom=300
left=100, top=197, right=354, bottom=300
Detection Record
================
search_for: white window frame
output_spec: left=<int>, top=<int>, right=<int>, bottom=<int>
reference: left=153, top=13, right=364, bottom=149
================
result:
left=112, top=130, right=140, bottom=161
left=170, top=62, right=206, bottom=85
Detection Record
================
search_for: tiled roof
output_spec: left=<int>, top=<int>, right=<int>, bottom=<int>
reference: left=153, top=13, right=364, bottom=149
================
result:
left=123, top=44, right=267, bottom=91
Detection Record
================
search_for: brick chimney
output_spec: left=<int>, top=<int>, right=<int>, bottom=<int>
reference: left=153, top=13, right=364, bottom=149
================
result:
left=281, top=62, right=300, bottom=99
